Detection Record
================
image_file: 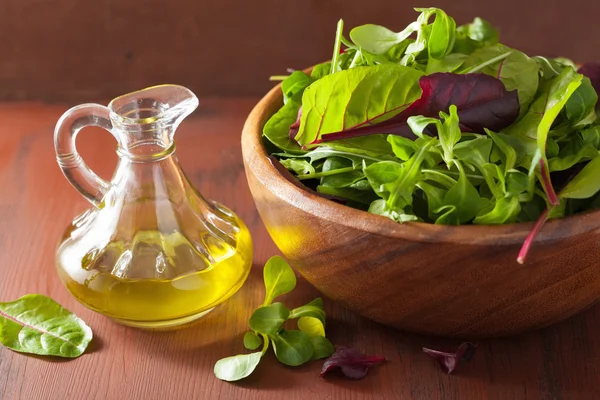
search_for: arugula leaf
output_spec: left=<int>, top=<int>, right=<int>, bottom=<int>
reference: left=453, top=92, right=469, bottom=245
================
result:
left=263, top=97, right=306, bottom=154
left=442, top=162, right=482, bottom=223
left=0, top=294, right=92, bottom=358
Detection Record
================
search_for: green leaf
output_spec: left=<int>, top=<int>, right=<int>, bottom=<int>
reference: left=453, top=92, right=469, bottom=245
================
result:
left=506, top=170, right=529, bottom=196
left=214, top=352, right=262, bottom=382
left=272, top=330, right=314, bottom=366
left=387, top=135, right=416, bottom=161
left=308, top=336, right=335, bottom=360
left=473, top=196, right=521, bottom=224
left=560, top=156, right=600, bottom=199
left=262, top=97, right=306, bottom=154
left=289, top=298, right=326, bottom=326
left=281, top=71, right=314, bottom=104
left=243, top=331, right=262, bottom=351
left=427, top=8, right=456, bottom=60
left=548, top=139, right=597, bottom=172
left=487, top=130, right=523, bottom=173
left=417, top=181, right=448, bottom=220
left=279, top=158, right=315, bottom=176
left=263, top=256, right=296, bottom=304
left=311, top=63, right=331, bottom=79
left=0, top=294, right=92, bottom=358
left=443, top=162, right=482, bottom=223
left=462, top=44, right=540, bottom=114
left=458, top=17, right=498, bottom=44
left=434, top=205, right=460, bottom=225
left=248, top=303, right=290, bottom=335
left=582, top=125, right=600, bottom=149
left=368, top=199, right=420, bottom=222
left=349, top=22, right=420, bottom=55
left=564, top=77, right=597, bottom=126
left=365, top=138, right=435, bottom=212
left=296, top=64, right=424, bottom=146
left=319, top=157, right=364, bottom=188
left=425, top=53, right=467, bottom=74
left=297, top=317, right=325, bottom=337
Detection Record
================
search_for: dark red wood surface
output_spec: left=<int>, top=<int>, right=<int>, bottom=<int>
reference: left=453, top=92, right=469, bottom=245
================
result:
left=0, top=99, right=599, bottom=400
left=0, top=0, right=599, bottom=101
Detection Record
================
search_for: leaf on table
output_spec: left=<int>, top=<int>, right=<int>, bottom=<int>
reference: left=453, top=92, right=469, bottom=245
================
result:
left=248, top=303, right=290, bottom=336
left=422, top=342, right=477, bottom=374
left=272, top=330, right=314, bottom=366
left=317, top=72, right=520, bottom=143
left=289, top=298, right=326, bottom=326
left=263, top=256, right=297, bottom=304
left=214, top=352, right=263, bottom=382
left=243, top=331, right=262, bottom=351
left=309, top=336, right=335, bottom=360
left=298, top=317, right=325, bottom=337
left=0, top=294, right=92, bottom=358
left=321, top=346, right=386, bottom=379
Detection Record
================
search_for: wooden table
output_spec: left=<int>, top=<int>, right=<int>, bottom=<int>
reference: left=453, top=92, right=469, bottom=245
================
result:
left=1, top=99, right=599, bottom=400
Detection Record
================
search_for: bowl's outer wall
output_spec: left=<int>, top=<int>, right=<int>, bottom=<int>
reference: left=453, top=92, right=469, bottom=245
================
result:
left=241, top=83, right=600, bottom=338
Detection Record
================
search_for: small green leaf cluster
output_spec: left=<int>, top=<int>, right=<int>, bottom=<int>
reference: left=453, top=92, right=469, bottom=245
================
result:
left=214, top=256, right=334, bottom=382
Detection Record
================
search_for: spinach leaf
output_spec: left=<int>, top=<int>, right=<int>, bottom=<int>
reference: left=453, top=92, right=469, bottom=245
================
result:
left=281, top=71, right=314, bottom=104
left=457, top=17, right=498, bottom=44
left=263, top=97, right=306, bottom=154
left=0, top=294, right=92, bottom=358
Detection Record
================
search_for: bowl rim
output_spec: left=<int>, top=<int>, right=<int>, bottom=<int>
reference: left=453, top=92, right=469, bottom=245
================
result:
left=241, top=77, right=600, bottom=246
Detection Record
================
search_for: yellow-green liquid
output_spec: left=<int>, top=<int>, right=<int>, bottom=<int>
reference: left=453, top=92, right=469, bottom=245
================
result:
left=56, top=221, right=253, bottom=328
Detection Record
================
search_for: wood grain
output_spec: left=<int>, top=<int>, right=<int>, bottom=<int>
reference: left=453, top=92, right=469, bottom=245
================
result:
left=1, top=0, right=600, bottom=101
left=1, top=99, right=600, bottom=399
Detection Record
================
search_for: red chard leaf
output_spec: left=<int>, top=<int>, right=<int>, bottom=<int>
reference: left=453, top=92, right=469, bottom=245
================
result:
left=422, top=342, right=477, bottom=374
left=578, top=63, right=600, bottom=95
left=316, top=73, right=519, bottom=143
left=321, top=346, right=386, bottom=379
left=289, top=106, right=303, bottom=139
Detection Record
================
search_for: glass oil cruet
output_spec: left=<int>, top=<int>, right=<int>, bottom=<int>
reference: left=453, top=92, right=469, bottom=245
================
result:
left=53, top=85, right=253, bottom=328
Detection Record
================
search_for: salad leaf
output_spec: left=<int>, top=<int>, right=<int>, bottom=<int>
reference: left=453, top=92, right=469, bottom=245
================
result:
left=214, top=352, right=263, bottom=382
left=321, top=346, right=386, bottom=379
left=317, top=72, right=520, bottom=142
left=272, top=330, right=314, bottom=366
left=457, top=17, right=498, bottom=44
left=462, top=44, right=539, bottom=114
left=263, top=255, right=297, bottom=305
left=295, top=64, right=424, bottom=146
left=422, top=342, right=477, bottom=374
left=0, top=294, right=92, bottom=358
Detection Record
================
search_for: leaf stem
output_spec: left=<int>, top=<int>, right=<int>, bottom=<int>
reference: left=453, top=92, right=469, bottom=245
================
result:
left=269, top=75, right=290, bottom=81
left=260, top=334, right=270, bottom=356
left=462, top=51, right=513, bottom=74
left=330, top=19, right=344, bottom=75
left=517, top=207, right=550, bottom=264
left=296, top=166, right=357, bottom=180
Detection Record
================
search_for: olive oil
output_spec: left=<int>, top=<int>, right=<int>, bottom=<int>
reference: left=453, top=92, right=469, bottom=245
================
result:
left=56, top=222, right=252, bottom=328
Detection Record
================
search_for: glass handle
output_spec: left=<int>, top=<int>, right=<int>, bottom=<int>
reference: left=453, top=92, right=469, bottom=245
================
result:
left=54, top=104, right=117, bottom=206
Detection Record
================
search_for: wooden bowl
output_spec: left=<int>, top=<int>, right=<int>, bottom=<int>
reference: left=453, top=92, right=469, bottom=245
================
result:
left=241, top=81, right=600, bottom=338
